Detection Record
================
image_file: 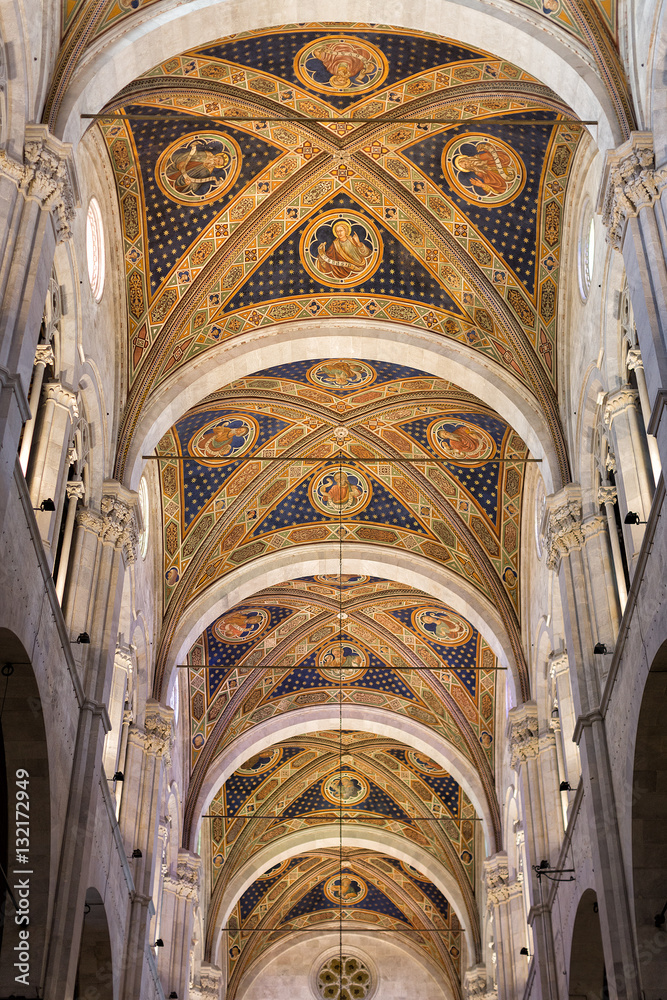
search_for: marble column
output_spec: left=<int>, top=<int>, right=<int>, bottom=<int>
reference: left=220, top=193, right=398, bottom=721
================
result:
left=42, top=482, right=137, bottom=1000
left=604, top=386, right=654, bottom=568
left=626, top=347, right=662, bottom=483
left=26, top=380, right=78, bottom=561
left=483, top=853, right=525, bottom=1000
left=19, top=342, right=53, bottom=473
left=507, top=704, right=562, bottom=999
left=545, top=485, right=641, bottom=1000
left=0, top=126, right=76, bottom=538
left=55, top=477, right=85, bottom=601
left=597, top=483, right=628, bottom=610
left=158, top=850, right=202, bottom=999
left=549, top=653, right=581, bottom=801
left=118, top=701, right=174, bottom=1000
left=598, top=132, right=667, bottom=471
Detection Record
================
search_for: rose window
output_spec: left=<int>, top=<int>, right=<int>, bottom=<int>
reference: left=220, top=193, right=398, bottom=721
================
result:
left=316, top=955, right=372, bottom=1000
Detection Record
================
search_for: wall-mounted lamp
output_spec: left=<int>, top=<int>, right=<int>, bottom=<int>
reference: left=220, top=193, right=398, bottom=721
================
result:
left=560, top=781, right=572, bottom=792
left=519, top=947, right=530, bottom=956
left=33, top=498, right=55, bottom=511
left=594, top=642, right=613, bottom=655
left=155, top=939, right=164, bottom=948
left=532, top=859, right=575, bottom=883
left=131, top=849, right=142, bottom=859
left=654, top=901, right=667, bottom=929
left=72, top=632, right=90, bottom=645
left=624, top=511, right=646, bottom=525
left=112, top=771, right=124, bottom=782
left=169, top=993, right=179, bottom=999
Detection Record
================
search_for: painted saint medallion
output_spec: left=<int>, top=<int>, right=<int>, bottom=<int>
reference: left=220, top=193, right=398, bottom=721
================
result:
left=212, top=607, right=270, bottom=643
left=412, top=607, right=472, bottom=645
left=427, top=417, right=496, bottom=463
left=188, top=414, right=257, bottom=464
left=406, top=749, right=449, bottom=776
left=323, top=873, right=368, bottom=905
left=314, top=574, right=371, bottom=587
left=237, top=747, right=283, bottom=774
left=322, top=770, right=369, bottom=806
left=318, top=642, right=367, bottom=681
left=400, top=860, right=431, bottom=881
left=301, top=212, right=382, bottom=286
left=156, top=131, right=241, bottom=204
left=258, top=859, right=291, bottom=879
left=310, top=466, right=372, bottom=516
left=307, top=360, right=376, bottom=391
left=442, top=133, right=525, bottom=206
left=294, top=36, right=388, bottom=94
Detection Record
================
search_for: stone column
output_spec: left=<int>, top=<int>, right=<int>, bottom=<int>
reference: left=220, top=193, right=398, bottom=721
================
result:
left=55, top=477, right=85, bottom=601
left=158, top=850, right=202, bottom=999
left=507, top=704, right=562, bottom=999
left=0, top=126, right=76, bottom=539
left=19, top=342, right=53, bottom=473
left=42, top=482, right=137, bottom=1000
left=604, top=386, right=654, bottom=568
left=626, top=347, right=662, bottom=483
left=597, top=483, right=628, bottom=610
left=483, top=853, right=525, bottom=1000
left=598, top=132, right=667, bottom=471
left=26, top=380, right=78, bottom=561
left=545, top=485, right=641, bottom=1000
left=549, top=653, right=581, bottom=799
left=118, top=701, right=174, bottom=1000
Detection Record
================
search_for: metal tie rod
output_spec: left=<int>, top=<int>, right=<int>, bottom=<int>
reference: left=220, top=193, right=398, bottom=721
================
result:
left=83, top=112, right=596, bottom=125
left=144, top=454, right=540, bottom=464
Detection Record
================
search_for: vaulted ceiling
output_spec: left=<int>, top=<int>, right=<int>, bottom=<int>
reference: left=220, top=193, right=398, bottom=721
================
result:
left=79, top=14, right=627, bottom=995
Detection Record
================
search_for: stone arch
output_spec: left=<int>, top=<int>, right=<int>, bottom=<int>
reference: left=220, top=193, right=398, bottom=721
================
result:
left=0, top=630, right=51, bottom=997
left=160, top=544, right=519, bottom=703
left=188, top=704, right=497, bottom=856
left=56, top=2, right=619, bottom=149
left=74, top=887, right=114, bottom=999
left=212, top=827, right=476, bottom=969
left=632, top=637, right=667, bottom=998
left=126, top=323, right=561, bottom=494
left=568, top=888, right=608, bottom=1000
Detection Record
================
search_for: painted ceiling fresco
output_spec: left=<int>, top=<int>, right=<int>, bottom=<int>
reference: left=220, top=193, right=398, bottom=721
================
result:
left=205, top=732, right=476, bottom=999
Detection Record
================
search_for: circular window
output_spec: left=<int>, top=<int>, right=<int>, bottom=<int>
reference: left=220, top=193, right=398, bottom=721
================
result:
left=138, top=476, right=149, bottom=558
left=316, top=955, right=372, bottom=1000
left=579, top=205, right=595, bottom=301
left=86, top=197, right=105, bottom=301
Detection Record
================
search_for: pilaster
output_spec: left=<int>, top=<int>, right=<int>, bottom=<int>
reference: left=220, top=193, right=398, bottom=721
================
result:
left=604, top=385, right=654, bottom=567
left=159, top=850, right=202, bottom=998
left=483, top=853, right=525, bottom=1000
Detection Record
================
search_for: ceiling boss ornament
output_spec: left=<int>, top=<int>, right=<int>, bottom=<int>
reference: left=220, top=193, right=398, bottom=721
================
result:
left=156, top=131, right=241, bottom=204
left=301, top=212, right=382, bottom=286
left=294, top=36, right=388, bottom=94
left=442, top=133, right=525, bottom=206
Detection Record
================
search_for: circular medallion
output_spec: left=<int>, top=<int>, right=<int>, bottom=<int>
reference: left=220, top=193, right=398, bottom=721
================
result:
left=212, top=607, right=270, bottom=644
left=310, top=466, right=372, bottom=516
left=406, top=749, right=449, bottom=776
left=258, top=858, right=290, bottom=880
left=156, top=131, right=241, bottom=205
left=412, top=607, right=472, bottom=645
left=237, top=747, right=282, bottom=775
left=318, top=643, right=367, bottom=682
left=428, top=417, right=496, bottom=463
left=188, top=414, right=258, bottom=465
left=322, top=770, right=369, bottom=806
left=323, top=873, right=368, bottom=905
left=295, top=36, right=388, bottom=95
left=316, top=954, right=373, bottom=1000
left=308, top=360, right=376, bottom=391
left=442, top=133, right=525, bottom=207
left=400, top=860, right=430, bottom=881
left=315, top=574, right=371, bottom=587
left=301, top=212, right=382, bottom=286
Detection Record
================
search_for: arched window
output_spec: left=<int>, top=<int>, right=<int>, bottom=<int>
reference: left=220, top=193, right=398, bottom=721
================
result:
left=86, top=198, right=105, bottom=302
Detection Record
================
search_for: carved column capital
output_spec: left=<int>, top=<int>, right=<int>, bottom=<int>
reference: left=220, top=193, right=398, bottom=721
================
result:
left=43, top=381, right=79, bottom=419
left=549, top=651, right=569, bottom=679
left=507, top=703, right=540, bottom=768
left=597, top=483, right=617, bottom=506
left=127, top=701, right=173, bottom=762
left=0, top=124, right=78, bottom=242
left=100, top=481, right=139, bottom=560
left=604, top=385, right=640, bottom=425
left=626, top=347, right=644, bottom=373
left=34, top=344, right=55, bottom=367
left=199, top=963, right=223, bottom=998
left=463, top=965, right=496, bottom=1000
left=483, top=852, right=523, bottom=907
left=598, top=132, right=667, bottom=250
left=165, top=850, right=201, bottom=902
left=545, top=484, right=583, bottom=570
left=66, top=479, right=85, bottom=502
